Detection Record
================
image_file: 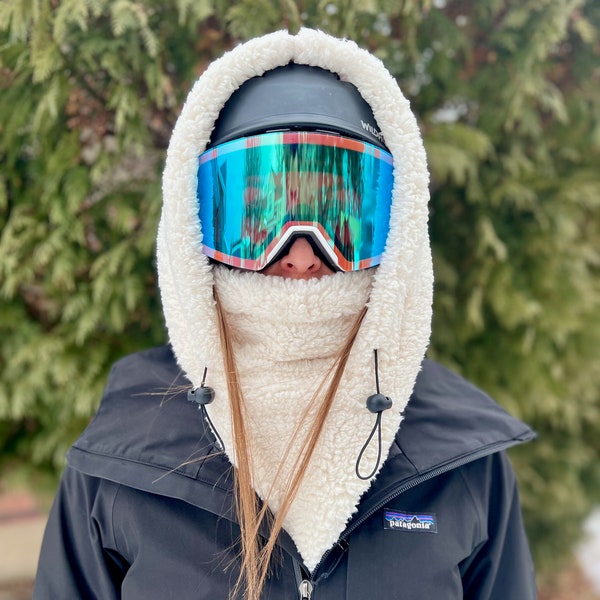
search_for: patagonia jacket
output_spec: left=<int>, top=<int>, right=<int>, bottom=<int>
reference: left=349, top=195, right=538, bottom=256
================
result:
left=34, top=345, right=537, bottom=599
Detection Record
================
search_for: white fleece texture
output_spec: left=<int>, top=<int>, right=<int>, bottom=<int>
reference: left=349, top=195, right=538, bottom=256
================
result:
left=157, top=28, right=433, bottom=571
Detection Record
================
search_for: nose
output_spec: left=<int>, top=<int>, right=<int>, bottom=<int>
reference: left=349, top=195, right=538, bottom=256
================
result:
left=279, top=237, right=323, bottom=278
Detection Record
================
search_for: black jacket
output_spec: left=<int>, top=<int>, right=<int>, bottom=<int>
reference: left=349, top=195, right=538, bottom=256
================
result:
left=34, top=346, right=537, bottom=599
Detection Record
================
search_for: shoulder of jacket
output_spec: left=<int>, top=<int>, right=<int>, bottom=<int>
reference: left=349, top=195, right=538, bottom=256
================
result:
left=394, top=358, right=535, bottom=474
left=68, top=346, right=232, bottom=496
left=103, top=345, right=183, bottom=394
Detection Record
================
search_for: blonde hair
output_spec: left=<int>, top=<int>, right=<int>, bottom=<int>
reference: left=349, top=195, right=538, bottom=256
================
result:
left=214, top=287, right=367, bottom=600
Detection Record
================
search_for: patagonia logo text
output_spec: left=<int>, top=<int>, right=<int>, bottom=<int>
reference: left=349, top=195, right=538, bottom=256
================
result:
left=383, top=510, right=438, bottom=533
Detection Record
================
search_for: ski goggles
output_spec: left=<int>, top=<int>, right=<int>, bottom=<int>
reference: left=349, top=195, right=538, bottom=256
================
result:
left=196, top=131, right=394, bottom=271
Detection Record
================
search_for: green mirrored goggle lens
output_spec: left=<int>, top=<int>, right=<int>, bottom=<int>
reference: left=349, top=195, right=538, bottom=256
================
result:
left=197, top=131, right=394, bottom=271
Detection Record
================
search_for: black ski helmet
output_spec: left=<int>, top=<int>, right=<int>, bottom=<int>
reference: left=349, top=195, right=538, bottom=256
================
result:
left=209, top=63, right=387, bottom=149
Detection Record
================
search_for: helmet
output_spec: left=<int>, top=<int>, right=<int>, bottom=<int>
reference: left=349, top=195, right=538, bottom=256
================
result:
left=209, top=63, right=387, bottom=149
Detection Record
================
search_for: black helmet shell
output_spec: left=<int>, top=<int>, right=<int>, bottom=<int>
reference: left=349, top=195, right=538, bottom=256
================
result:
left=209, top=63, right=387, bottom=149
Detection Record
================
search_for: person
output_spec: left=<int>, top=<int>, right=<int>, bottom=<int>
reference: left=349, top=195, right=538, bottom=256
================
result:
left=33, top=28, right=537, bottom=599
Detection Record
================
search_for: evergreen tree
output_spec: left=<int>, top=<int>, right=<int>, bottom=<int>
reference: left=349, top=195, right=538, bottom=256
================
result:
left=1, top=0, right=598, bottom=577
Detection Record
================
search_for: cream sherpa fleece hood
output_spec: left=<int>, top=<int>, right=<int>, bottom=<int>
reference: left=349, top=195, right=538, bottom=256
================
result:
left=157, top=28, right=433, bottom=571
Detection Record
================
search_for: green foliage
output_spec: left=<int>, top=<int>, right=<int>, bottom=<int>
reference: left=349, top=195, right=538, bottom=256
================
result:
left=1, top=0, right=599, bottom=580
left=416, top=0, right=600, bottom=577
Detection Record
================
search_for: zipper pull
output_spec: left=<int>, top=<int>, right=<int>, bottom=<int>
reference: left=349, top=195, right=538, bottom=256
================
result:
left=299, top=579, right=313, bottom=600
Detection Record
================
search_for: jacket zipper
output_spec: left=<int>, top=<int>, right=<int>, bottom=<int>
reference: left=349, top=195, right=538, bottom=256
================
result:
left=310, top=438, right=533, bottom=580
left=299, top=579, right=313, bottom=599
left=293, top=556, right=314, bottom=599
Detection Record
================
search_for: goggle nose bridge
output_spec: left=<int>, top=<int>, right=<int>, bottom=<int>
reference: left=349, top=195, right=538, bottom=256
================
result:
left=265, top=226, right=341, bottom=271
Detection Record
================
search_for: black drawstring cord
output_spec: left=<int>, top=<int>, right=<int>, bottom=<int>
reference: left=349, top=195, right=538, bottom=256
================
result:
left=373, top=346, right=381, bottom=394
left=187, top=367, right=225, bottom=451
left=355, top=349, right=393, bottom=481
left=355, top=412, right=384, bottom=481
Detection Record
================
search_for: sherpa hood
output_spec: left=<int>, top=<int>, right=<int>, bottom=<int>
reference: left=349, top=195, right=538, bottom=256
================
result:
left=157, top=28, right=432, bottom=570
